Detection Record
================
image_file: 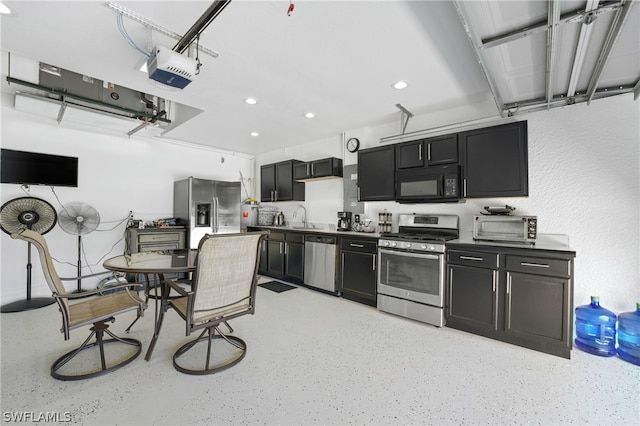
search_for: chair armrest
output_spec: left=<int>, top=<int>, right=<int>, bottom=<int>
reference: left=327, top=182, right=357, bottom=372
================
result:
left=57, top=283, right=144, bottom=300
left=164, top=279, right=191, bottom=297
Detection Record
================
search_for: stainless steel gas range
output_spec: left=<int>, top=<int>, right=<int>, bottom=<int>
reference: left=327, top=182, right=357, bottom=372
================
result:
left=377, top=214, right=459, bottom=327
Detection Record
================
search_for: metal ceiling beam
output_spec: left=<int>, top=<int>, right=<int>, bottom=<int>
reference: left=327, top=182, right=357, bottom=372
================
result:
left=452, top=1, right=506, bottom=118
left=585, top=0, right=635, bottom=104
left=481, top=1, right=624, bottom=49
left=173, top=1, right=232, bottom=54
left=634, top=79, right=640, bottom=100
left=545, top=1, right=561, bottom=108
left=567, top=0, right=600, bottom=97
left=504, top=84, right=636, bottom=114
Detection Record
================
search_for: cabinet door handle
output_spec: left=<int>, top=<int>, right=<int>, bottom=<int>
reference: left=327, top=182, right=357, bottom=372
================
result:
left=492, top=270, right=497, bottom=292
left=274, top=190, right=278, bottom=201
left=372, top=254, right=376, bottom=271
left=460, top=255, right=483, bottom=261
left=427, top=143, right=431, bottom=161
left=507, top=274, right=512, bottom=294
left=284, top=242, right=288, bottom=255
left=350, top=243, right=364, bottom=248
left=419, top=144, right=423, bottom=161
left=357, top=187, right=361, bottom=202
left=463, top=179, right=467, bottom=197
left=520, top=262, right=550, bottom=268
left=279, top=242, right=283, bottom=255
left=311, top=163, right=315, bottom=176
left=307, top=163, right=310, bottom=176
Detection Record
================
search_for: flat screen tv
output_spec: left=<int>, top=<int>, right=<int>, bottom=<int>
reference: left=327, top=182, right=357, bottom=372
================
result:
left=1, top=149, right=78, bottom=187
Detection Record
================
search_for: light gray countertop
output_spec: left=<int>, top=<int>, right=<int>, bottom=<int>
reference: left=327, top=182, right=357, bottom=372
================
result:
left=250, top=225, right=380, bottom=239
left=450, top=231, right=575, bottom=254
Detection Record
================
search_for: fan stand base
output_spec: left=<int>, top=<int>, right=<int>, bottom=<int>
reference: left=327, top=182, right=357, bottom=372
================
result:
left=1, top=297, right=56, bottom=313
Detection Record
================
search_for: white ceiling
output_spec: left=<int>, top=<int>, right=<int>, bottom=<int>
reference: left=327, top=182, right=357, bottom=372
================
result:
left=1, top=1, right=638, bottom=155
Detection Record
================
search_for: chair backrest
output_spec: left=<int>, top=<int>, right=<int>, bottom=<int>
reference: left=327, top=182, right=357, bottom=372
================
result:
left=190, top=232, right=265, bottom=324
left=11, top=229, right=69, bottom=313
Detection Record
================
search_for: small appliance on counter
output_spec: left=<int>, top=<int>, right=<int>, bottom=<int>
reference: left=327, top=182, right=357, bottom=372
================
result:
left=473, top=205, right=537, bottom=243
left=337, top=211, right=352, bottom=231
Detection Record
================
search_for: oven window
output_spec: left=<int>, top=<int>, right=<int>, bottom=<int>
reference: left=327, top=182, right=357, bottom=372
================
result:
left=480, top=221, right=524, bottom=237
left=379, top=251, right=441, bottom=296
left=399, top=179, right=438, bottom=197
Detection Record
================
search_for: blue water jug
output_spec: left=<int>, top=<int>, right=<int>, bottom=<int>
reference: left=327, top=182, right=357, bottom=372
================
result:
left=617, top=302, right=640, bottom=366
left=574, top=296, right=616, bottom=357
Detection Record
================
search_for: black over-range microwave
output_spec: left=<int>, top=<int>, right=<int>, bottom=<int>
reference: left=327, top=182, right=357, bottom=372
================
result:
left=395, top=164, right=461, bottom=203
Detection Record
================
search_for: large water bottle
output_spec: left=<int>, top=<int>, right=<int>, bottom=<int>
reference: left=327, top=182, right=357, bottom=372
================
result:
left=574, top=296, right=617, bottom=357
left=617, top=302, right=640, bottom=366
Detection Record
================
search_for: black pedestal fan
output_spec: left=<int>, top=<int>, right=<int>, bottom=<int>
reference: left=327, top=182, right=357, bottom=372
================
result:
left=57, top=202, right=100, bottom=294
left=0, top=197, right=57, bottom=312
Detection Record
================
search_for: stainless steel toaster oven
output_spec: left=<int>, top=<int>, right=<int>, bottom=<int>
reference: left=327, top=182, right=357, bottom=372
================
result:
left=473, top=215, right=537, bottom=243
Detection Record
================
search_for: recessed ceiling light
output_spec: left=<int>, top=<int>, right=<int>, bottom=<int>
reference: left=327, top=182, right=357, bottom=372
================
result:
left=304, top=112, right=316, bottom=119
left=0, top=2, right=12, bottom=14
left=244, top=97, right=258, bottom=105
left=392, top=80, right=408, bottom=90
left=250, top=131, right=259, bottom=137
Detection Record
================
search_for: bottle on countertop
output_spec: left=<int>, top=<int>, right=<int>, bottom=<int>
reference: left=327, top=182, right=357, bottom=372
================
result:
left=617, top=302, right=640, bottom=366
left=574, top=296, right=617, bottom=357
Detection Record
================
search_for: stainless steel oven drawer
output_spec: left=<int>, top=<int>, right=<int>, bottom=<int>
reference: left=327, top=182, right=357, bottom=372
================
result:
left=448, top=250, right=499, bottom=269
left=341, top=238, right=377, bottom=253
left=505, top=255, right=571, bottom=278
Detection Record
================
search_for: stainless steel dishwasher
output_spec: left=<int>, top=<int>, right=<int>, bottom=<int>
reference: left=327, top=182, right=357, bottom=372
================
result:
left=304, top=235, right=337, bottom=293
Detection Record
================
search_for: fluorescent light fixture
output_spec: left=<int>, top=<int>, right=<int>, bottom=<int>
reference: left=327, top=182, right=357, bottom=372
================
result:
left=392, top=80, right=408, bottom=90
left=244, top=97, right=258, bottom=105
left=0, top=2, right=11, bottom=14
left=304, top=112, right=315, bottom=118
left=250, top=131, right=259, bottom=137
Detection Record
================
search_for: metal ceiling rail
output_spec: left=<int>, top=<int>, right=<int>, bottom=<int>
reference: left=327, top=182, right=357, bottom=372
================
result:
left=634, top=80, right=640, bottom=100
left=481, top=1, right=624, bottom=49
left=504, top=84, right=636, bottom=114
left=567, top=0, right=600, bottom=97
left=545, top=1, right=561, bottom=109
left=105, top=1, right=220, bottom=58
left=585, top=0, right=635, bottom=104
left=452, top=0, right=506, bottom=118
left=173, top=1, right=231, bottom=54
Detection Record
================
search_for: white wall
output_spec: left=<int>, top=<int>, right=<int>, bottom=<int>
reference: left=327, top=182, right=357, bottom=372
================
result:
left=0, top=103, right=254, bottom=305
left=256, top=94, right=640, bottom=313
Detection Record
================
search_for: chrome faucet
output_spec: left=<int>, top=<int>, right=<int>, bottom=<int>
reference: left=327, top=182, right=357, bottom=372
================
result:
left=293, top=205, right=308, bottom=227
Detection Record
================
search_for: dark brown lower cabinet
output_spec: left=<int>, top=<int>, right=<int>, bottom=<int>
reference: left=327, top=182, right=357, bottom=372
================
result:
left=446, top=245, right=575, bottom=359
left=339, top=237, right=378, bottom=306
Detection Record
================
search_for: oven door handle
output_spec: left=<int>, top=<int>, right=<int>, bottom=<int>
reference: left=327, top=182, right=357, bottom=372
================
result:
left=379, top=248, right=440, bottom=260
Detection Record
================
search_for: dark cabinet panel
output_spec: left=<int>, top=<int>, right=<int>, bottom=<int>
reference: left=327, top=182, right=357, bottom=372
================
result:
left=427, top=134, right=458, bottom=165
left=339, top=237, right=377, bottom=306
left=396, top=135, right=458, bottom=170
left=267, top=240, right=285, bottom=277
left=461, top=121, right=528, bottom=198
left=258, top=238, right=268, bottom=274
left=506, top=272, right=568, bottom=343
left=285, top=239, right=304, bottom=283
left=448, top=264, right=497, bottom=331
left=294, top=157, right=343, bottom=181
left=396, top=140, right=424, bottom=169
left=357, top=146, right=395, bottom=201
left=261, top=160, right=305, bottom=202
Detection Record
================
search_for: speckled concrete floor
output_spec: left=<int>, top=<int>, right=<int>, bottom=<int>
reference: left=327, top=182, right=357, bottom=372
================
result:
left=1, top=277, right=639, bottom=425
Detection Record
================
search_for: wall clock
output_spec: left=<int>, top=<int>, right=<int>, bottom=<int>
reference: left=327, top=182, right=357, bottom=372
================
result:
left=347, top=137, right=360, bottom=153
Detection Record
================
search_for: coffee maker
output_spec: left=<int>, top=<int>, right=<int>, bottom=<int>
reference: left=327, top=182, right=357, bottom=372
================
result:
left=337, top=211, right=352, bottom=231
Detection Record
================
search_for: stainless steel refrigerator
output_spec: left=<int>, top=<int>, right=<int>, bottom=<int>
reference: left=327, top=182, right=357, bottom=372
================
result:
left=174, top=177, right=241, bottom=249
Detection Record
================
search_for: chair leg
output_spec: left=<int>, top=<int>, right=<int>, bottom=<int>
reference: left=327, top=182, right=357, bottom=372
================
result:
left=51, top=321, right=142, bottom=381
left=125, top=274, right=151, bottom=333
left=172, top=326, right=247, bottom=375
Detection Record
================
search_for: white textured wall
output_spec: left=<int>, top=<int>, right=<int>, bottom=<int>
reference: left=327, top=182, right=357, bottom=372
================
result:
left=0, top=104, right=254, bottom=305
left=258, top=94, right=640, bottom=313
